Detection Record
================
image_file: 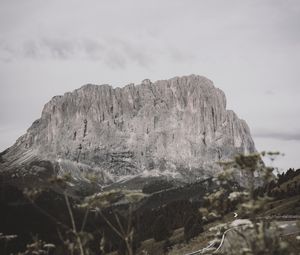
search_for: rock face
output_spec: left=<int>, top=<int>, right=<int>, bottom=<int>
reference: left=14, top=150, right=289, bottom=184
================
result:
left=1, top=75, right=255, bottom=185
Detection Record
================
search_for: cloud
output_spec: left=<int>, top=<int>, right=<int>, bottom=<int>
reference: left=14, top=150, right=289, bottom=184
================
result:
left=0, top=36, right=191, bottom=70
left=264, top=90, right=275, bottom=95
left=104, top=49, right=127, bottom=69
left=0, top=39, right=16, bottom=62
left=41, top=38, right=75, bottom=59
left=23, top=40, right=39, bottom=58
left=82, top=39, right=104, bottom=60
left=117, top=40, right=153, bottom=68
left=0, top=37, right=157, bottom=69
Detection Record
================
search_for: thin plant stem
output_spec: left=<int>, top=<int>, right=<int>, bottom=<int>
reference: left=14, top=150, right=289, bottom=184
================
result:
left=64, top=192, right=85, bottom=255
left=80, top=207, right=89, bottom=232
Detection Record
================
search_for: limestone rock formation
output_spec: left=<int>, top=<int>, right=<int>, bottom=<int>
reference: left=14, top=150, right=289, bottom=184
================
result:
left=0, top=75, right=255, bottom=185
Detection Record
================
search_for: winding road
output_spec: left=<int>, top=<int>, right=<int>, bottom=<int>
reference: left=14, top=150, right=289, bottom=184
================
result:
left=184, top=218, right=300, bottom=255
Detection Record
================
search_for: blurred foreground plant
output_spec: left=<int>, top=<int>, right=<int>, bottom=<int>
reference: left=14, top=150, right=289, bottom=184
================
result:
left=206, top=152, right=294, bottom=254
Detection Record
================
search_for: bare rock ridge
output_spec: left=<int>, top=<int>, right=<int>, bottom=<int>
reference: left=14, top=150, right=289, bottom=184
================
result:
left=1, top=75, right=255, bottom=185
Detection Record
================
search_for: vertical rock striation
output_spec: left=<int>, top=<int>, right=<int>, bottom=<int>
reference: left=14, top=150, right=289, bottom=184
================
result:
left=1, top=75, right=255, bottom=184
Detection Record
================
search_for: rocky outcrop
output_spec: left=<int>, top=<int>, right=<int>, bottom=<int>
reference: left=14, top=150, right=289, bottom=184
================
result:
left=0, top=75, right=255, bottom=185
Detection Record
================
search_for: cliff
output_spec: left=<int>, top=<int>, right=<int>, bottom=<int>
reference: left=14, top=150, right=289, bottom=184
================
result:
left=0, top=75, right=255, bottom=185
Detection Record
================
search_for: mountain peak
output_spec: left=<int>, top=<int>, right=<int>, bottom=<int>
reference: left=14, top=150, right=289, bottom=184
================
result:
left=1, top=75, right=255, bottom=186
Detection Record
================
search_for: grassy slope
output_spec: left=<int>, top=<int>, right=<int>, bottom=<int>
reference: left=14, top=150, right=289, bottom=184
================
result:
left=128, top=194, right=300, bottom=255
left=262, top=195, right=300, bottom=217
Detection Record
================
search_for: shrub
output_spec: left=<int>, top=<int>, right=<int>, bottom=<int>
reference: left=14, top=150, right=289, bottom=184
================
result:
left=184, top=212, right=203, bottom=242
left=152, top=215, right=171, bottom=242
left=142, top=179, right=174, bottom=194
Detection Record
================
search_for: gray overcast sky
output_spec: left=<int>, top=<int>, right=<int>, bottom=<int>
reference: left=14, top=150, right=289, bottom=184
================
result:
left=0, top=0, right=299, bottom=170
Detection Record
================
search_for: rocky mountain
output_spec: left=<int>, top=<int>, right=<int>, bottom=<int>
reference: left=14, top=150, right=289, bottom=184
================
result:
left=0, top=75, right=255, bottom=187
